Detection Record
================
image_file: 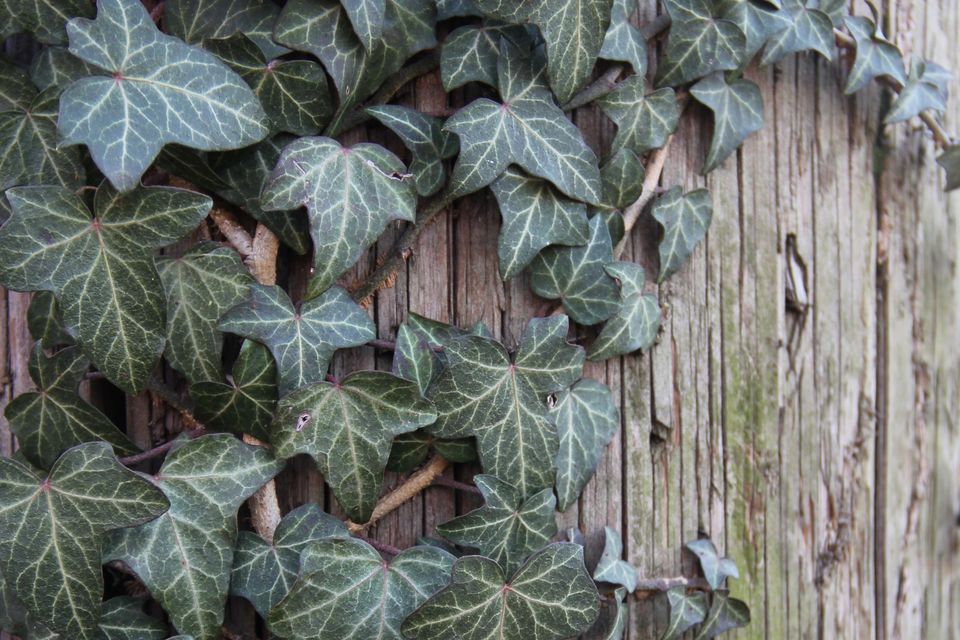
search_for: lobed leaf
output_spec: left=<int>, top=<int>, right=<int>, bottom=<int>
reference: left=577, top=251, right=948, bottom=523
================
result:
left=600, top=0, right=647, bottom=75
left=694, top=591, right=750, bottom=639
left=27, top=291, right=72, bottom=349
left=655, top=0, right=745, bottom=87
left=440, top=23, right=530, bottom=91
left=717, top=0, right=790, bottom=66
left=165, top=0, right=289, bottom=59
left=652, top=187, right=713, bottom=283
left=341, top=0, right=387, bottom=51
left=685, top=538, right=739, bottom=590
left=690, top=73, right=764, bottom=173
left=366, top=105, right=458, bottom=197
left=598, top=80, right=680, bottom=157
left=0, top=0, right=92, bottom=45
left=842, top=13, right=906, bottom=95
left=662, top=588, right=708, bottom=640
left=937, top=145, right=960, bottom=192
left=593, top=527, right=637, bottom=592
left=600, top=147, right=645, bottom=210
left=885, top=58, right=951, bottom=124
left=760, top=0, right=834, bottom=65
left=588, top=262, right=661, bottom=361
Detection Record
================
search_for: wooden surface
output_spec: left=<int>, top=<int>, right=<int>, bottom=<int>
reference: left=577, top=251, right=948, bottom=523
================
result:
left=2, top=1, right=960, bottom=638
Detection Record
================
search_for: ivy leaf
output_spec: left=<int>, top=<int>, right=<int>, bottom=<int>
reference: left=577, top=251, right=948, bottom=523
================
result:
left=604, top=588, right=629, bottom=640
left=29, top=47, right=99, bottom=93
left=0, top=443, right=169, bottom=639
left=402, top=543, right=599, bottom=640
left=261, top=136, right=417, bottom=296
left=529, top=216, right=620, bottom=326
left=165, top=0, right=289, bottom=59
left=0, top=85, right=84, bottom=191
left=937, top=145, right=960, bottom=192
left=59, top=0, right=269, bottom=191
left=593, top=527, right=637, bottom=591
left=230, top=503, right=347, bottom=616
left=269, top=537, right=454, bottom=639
left=760, top=0, right=834, bottom=65
left=341, top=0, right=386, bottom=51
left=272, top=372, right=436, bottom=522
left=393, top=323, right=438, bottom=395
left=438, top=0, right=481, bottom=20
left=598, top=80, right=680, bottom=156
left=491, top=167, right=590, bottom=280
left=427, top=316, right=584, bottom=497
left=652, top=187, right=713, bottom=283
left=440, top=23, right=530, bottom=91
left=218, top=284, right=374, bottom=396
left=600, top=148, right=645, bottom=210
left=275, top=0, right=436, bottom=131
left=843, top=13, right=906, bottom=95
left=588, top=262, right=661, bottom=361
left=655, top=0, right=746, bottom=88
left=104, top=435, right=282, bottom=640
left=157, top=242, right=255, bottom=385
left=690, top=73, right=764, bottom=173
left=207, top=136, right=312, bottom=255
left=436, top=474, right=557, bottom=575
left=366, top=105, right=459, bottom=197
left=206, top=34, right=332, bottom=136
left=386, top=431, right=476, bottom=472
left=0, top=184, right=210, bottom=393
left=192, top=340, right=277, bottom=442
left=446, top=41, right=602, bottom=203
left=476, top=0, right=613, bottom=103
left=27, top=291, right=72, bottom=348
left=885, top=58, right=951, bottom=124
left=717, top=0, right=790, bottom=65
left=0, top=0, right=92, bottom=44
left=5, top=344, right=138, bottom=470
left=662, top=588, right=708, bottom=640
left=600, top=0, right=647, bottom=75
left=0, top=60, right=35, bottom=110
left=95, top=597, right=167, bottom=640
left=694, top=591, right=750, bottom=639
left=552, top=379, right=619, bottom=512
left=685, top=539, right=739, bottom=590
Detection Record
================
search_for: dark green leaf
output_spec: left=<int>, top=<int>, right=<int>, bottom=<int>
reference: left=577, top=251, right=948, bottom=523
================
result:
left=0, top=0, right=92, bottom=44
left=937, top=145, right=960, bottom=191
left=219, top=284, right=374, bottom=395
left=885, top=58, right=951, bottom=124
left=662, top=588, right=708, bottom=640
left=436, top=474, right=556, bottom=574
left=386, top=430, right=432, bottom=472
left=760, top=0, right=834, bottom=65
left=27, top=291, right=72, bottom=348
left=208, top=136, right=312, bottom=254
left=690, top=73, right=764, bottom=173
left=717, top=0, right=790, bottom=65
left=437, top=0, right=481, bottom=20
left=817, top=0, right=847, bottom=27
left=157, top=242, right=255, bottom=385
left=603, top=587, right=629, bottom=640
left=652, top=187, right=713, bottom=283
left=0, top=184, right=210, bottom=393
left=206, top=34, right=333, bottom=136
left=0, top=86, right=84, bottom=191
left=842, top=14, right=905, bottom=95
left=0, top=60, right=34, bottom=111
left=95, top=597, right=166, bottom=640
left=491, top=168, right=590, bottom=280
left=685, top=539, right=739, bottom=590
left=261, top=136, right=417, bottom=296
left=59, top=0, right=269, bottom=191
left=588, top=262, right=660, bottom=360
left=440, top=23, right=530, bottom=91
left=529, top=216, right=620, bottom=326
left=0, top=443, right=169, bottom=639
left=446, top=41, right=602, bottom=203
left=552, top=379, right=619, bottom=511
left=272, top=372, right=436, bottom=522
left=593, top=527, right=637, bottom=591
left=402, top=543, right=599, bottom=640
left=366, top=105, right=458, bottom=197
left=230, top=504, right=347, bottom=616
left=105, top=435, right=282, bottom=640
left=341, top=0, right=386, bottom=51
left=393, top=323, right=437, bottom=395
left=192, top=340, right=277, bottom=441
left=600, top=0, right=647, bottom=75
left=427, top=316, right=584, bottom=496
left=433, top=438, right=477, bottom=462
left=598, top=80, right=680, bottom=156
left=5, top=344, right=138, bottom=470
left=694, top=591, right=750, bottom=639
left=28, top=47, right=99, bottom=92
left=275, top=0, right=436, bottom=132
left=476, top=0, right=613, bottom=103
left=165, top=0, right=288, bottom=59
left=269, top=537, right=454, bottom=639
left=655, top=0, right=745, bottom=87
left=600, top=147, right=645, bottom=210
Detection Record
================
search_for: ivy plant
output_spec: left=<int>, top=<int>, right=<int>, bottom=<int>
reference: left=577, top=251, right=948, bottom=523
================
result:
left=0, top=0, right=955, bottom=638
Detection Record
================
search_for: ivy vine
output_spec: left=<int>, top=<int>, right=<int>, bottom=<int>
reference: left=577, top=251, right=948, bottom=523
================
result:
left=0, top=0, right=955, bottom=639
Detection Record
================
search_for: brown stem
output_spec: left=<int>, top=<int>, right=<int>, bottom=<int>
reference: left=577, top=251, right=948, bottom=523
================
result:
left=613, top=136, right=675, bottom=260
left=209, top=208, right=253, bottom=258
left=351, top=192, right=455, bottom=304
left=119, top=427, right=205, bottom=466
left=430, top=475, right=481, bottom=494
left=146, top=379, right=203, bottom=431
left=356, top=536, right=402, bottom=556
left=633, top=576, right=711, bottom=592
left=247, top=223, right=280, bottom=286
left=347, top=456, right=450, bottom=535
